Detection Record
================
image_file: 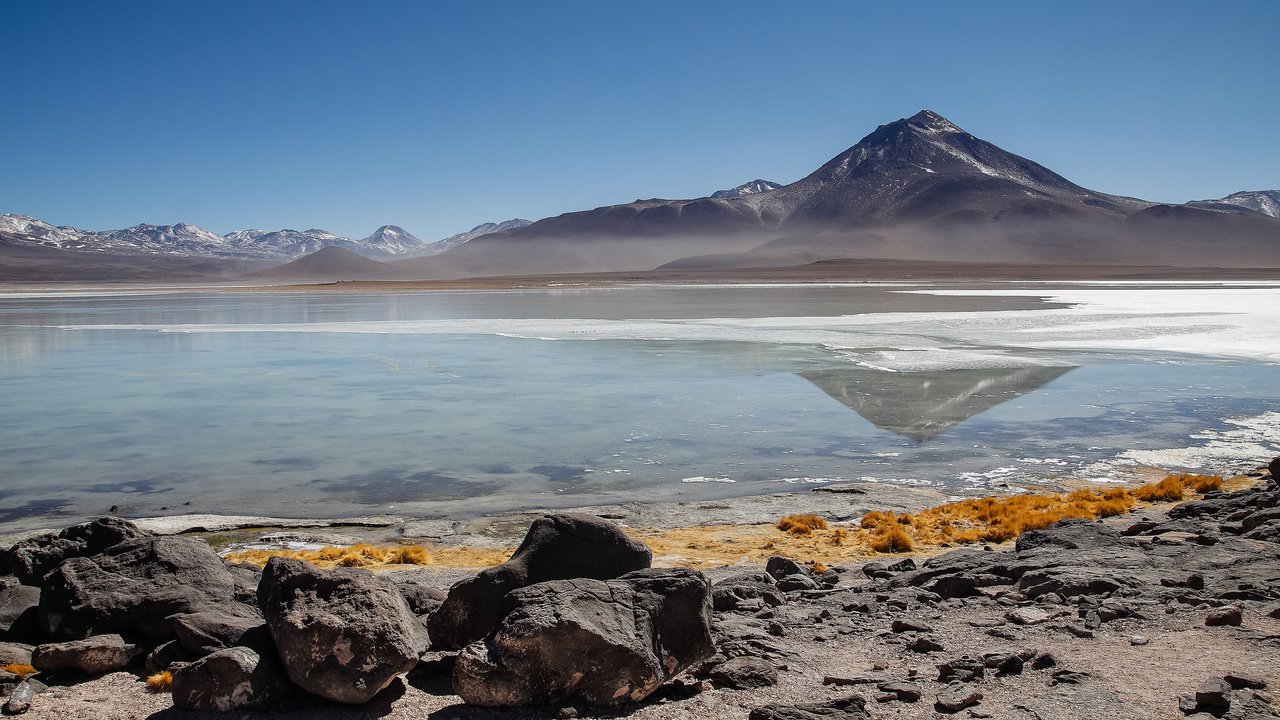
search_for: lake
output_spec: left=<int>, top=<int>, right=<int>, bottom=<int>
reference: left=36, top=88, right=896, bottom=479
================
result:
left=2, top=282, right=1278, bottom=533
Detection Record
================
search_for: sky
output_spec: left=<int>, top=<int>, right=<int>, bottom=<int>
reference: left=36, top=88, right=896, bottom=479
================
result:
left=3, top=0, right=1278, bottom=241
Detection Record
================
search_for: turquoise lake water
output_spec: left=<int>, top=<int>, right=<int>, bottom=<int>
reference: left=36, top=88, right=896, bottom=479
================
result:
left=2, top=284, right=1278, bottom=532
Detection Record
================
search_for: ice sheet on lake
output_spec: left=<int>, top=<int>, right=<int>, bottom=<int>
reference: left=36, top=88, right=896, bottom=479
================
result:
left=49, top=285, right=1280, bottom=370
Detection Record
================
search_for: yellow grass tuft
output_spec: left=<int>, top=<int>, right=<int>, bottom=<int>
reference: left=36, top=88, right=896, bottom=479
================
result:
left=809, top=561, right=829, bottom=574
left=776, top=514, right=828, bottom=535
left=146, top=671, right=173, bottom=692
left=869, top=523, right=914, bottom=553
left=2, top=663, right=36, bottom=678
left=1174, top=473, right=1224, bottom=493
left=1132, top=476, right=1184, bottom=502
left=224, top=543, right=434, bottom=569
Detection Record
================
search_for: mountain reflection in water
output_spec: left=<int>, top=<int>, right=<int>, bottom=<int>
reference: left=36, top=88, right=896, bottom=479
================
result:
left=800, top=365, right=1075, bottom=442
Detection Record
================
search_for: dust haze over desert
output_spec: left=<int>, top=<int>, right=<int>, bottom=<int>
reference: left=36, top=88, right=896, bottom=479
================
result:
left=2, top=3, right=1280, bottom=720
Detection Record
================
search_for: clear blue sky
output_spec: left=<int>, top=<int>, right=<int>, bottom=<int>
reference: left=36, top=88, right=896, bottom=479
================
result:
left=3, top=0, right=1277, bottom=240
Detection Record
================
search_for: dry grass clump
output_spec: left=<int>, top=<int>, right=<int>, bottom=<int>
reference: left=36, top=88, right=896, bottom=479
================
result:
left=2, top=663, right=36, bottom=678
left=1132, top=475, right=1185, bottom=502
left=776, top=514, right=829, bottom=535
left=869, top=523, right=914, bottom=553
left=224, top=543, right=433, bottom=569
left=1172, top=473, right=1223, bottom=493
left=145, top=671, right=173, bottom=692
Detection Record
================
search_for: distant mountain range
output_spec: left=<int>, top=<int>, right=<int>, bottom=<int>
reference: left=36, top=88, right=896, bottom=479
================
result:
left=423, top=110, right=1280, bottom=276
left=2, top=110, right=1278, bottom=281
left=0, top=215, right=530, bottom=262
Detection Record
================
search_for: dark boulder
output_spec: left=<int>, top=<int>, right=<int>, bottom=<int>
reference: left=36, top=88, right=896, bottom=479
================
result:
left=167, top=610, right=271, bottom=657
left=31, top=634, right=140, bottom=675
left=0, top=578, right=40, bottom=642
left=429, top=513, right=651, bottom=650
left=258, top=557, right=427, bottom=704
left=38, top=536, right=236, bottom=642
left=453, top=568, right=713, bottom=707
left=706, top=656, right=778, bottom=689
left=145, top=639, right=192, bottom=674
left=4, top=517, right=152, bottom=585
left=170, top=646, right=292, bottom=712
left=765, top=557, right=808, bottom=580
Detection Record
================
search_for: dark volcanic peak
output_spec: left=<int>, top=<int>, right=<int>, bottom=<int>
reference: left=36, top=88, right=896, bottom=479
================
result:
left=711, top=179, right=783, bottom=199
left=803, top=109, right=1087, bottom=198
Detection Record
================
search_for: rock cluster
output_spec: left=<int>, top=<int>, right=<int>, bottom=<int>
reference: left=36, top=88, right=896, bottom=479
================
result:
left=0, top=511, right=708, bottom=714
left=3, top=464, right=1280, bottom=718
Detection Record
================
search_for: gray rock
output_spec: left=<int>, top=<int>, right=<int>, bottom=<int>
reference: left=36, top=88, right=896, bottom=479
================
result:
left=258, top=557, right=427, bottom=704
left=937, top=655, right=984, bottom=683
left=171, top=646, right=292, bottom=712
left=1196, top=677, right=1232, bottom=709
left=1006, top=606, right=1054, bottom=625
left=4, top=517, right=151, bottom=585
left=429, top=513, right=652, bottom=650
left=31, top=634, right=139, bottom=675
left=1224, top=672, right=1267, bottom=689
left=713, top=573, right=786, bottom=612
left=935, top=682, right=982, bottom=712
left=906, top=636, right=944, bottom=653
left=167, top=610, right=271, bottom=657
left=877, top=681, right=922, bottom=702
left=1206, top=606, right=1243, bottom=626
left=891, top=619, right=933, bottom=633
left=749, top=696, right=872, bottom=720
left=4, top=679, right=36, bottom=714
left=775, top=573, right=821, bottom=592
left=453, top=568, right=713, bottom=707
left=0, top=579, right=40, bottom=643
left=1051, top=669, right=1091, bottom=685
left=707, top=656, right=778, bottom=689
left=38, top=536, right=236, bottom=642
left=0, top=641, right=34, bottom=666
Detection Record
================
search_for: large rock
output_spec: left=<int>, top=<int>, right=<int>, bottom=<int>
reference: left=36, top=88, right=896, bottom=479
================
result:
left=171, top=646, right=292, bottom=712
left=167, top=610, right=271, bottom=657
left=5, top=517, right=152, bottom=585
left=429, top=513, right=652, bottom=649
left=31, top=634, right=139, bottom=675
left=257, top=557, right=427, bottom=704
left=0, top=578, right=40, bottom=642
left=0, top=641, right=34, bottom=666
left=712, top=572, right=786, bottom=611
left=453, top=568, right=713, bottom=707
left=38, top=536, right=237, bottom=642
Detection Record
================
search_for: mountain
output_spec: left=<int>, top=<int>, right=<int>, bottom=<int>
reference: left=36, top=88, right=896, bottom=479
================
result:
left=251, top=246, right=391, bottom=281
left=711, top=179, right=782, bottom=198
left=1189, top=190, right=1280, bottom=218
left=359, top=225, right=427, bottom=255
left=415, top=110, right=1280, bottom=277
left=409, top=219, right=533, bottom=257
left=0, top=215, right=427, bottom=262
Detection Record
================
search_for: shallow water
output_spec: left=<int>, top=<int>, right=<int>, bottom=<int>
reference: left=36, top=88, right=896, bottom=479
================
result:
left=2, top=283, right=1278, bottom=532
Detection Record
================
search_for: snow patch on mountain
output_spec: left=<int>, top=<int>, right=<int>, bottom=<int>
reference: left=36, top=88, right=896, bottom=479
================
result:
left=711, top=180, right=782, bottom=199
left=411, top=218, right=533, bottom=256
left=1190, top=190, right=1280, bottom=218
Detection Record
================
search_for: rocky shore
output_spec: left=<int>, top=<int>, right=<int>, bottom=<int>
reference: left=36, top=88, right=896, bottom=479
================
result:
left=2, top=461, right=1280, bottom=719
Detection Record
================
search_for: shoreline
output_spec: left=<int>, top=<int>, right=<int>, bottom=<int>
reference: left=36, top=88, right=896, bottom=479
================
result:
left=4, top=259, right=1280, bottom=296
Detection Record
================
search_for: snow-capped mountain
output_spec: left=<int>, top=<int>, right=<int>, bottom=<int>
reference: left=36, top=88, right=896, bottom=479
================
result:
left=0, top=215, right=430, bottom=260
left=410, top=219, right=532, bottom=256
left=359, top=225, right=426, bottom=256
left=710, top=179, right=782, bottom=198
left=1189, top=190, right=1280, bottom=218
left=0, top=214, right=93, bottom=249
